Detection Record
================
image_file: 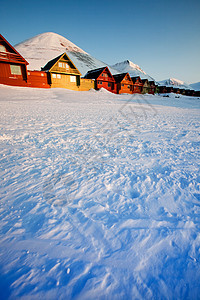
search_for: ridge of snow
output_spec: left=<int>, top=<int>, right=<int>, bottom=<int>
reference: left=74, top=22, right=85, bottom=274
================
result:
left=15, top=32, right=119, bottom=76
left=158, top=78, right=192, bottom=90
left=111, top=60, right=155, bottom=81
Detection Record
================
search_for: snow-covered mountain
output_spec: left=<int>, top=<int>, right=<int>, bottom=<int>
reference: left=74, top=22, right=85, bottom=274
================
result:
left=15, top=32, right=119, bottom=76
left=189, top=82, right=200, bottom=91
left=158, top=78, right=191, bottom=90
left=111, top=60, right=155, bottom=81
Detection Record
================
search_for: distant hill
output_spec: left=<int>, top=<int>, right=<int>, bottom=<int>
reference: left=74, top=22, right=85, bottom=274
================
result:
left=111, top=60, right=155, bottom=81
left=15, top=32, right=119, bottom=76
left=158, top=78, right=192, bottom=90
left=189, top=82, right=200, bottom=91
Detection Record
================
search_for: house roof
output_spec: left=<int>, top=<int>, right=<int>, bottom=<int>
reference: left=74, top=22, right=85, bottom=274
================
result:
left=84, top=67, right=106, bottom=79
left=131, top=76, right=142, bottom=84
left=0, top=34, right=28, bottom=65
left=84, top=66, right=114, bottom=80
left=113, top=73, right=131, bottom=83
left=41, top=52, right=81, bottom=75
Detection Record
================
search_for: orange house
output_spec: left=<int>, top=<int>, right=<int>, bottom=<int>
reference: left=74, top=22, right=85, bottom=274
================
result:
left=131, top=76, right=143, bottom=94
left=84, top=67, right=117, bottom=94
left=0, top=34, right=28, bottom=87
left=113, top=73, right=133, bottom=94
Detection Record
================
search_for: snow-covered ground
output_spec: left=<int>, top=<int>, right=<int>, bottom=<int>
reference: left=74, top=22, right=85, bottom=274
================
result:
left=0, top=85, right=200, bottom=299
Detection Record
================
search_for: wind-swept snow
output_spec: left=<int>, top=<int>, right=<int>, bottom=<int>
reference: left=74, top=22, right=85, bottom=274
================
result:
left=0, top=85, right=200, bottom=299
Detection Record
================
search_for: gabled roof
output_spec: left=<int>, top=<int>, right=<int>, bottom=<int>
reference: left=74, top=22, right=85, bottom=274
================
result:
left=41, top=52, right=81, bottom=75
left=0, top=34, right=28, bottom=65
left=131, top=76, right=142, bottom=84
left=84, top=66, right=113, bottom=80
left=141, top=79, right=149, bottom=84
left=113, top=73, right=132, bottom=83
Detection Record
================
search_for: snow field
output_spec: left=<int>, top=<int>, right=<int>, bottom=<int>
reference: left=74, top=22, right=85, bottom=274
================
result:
left=0, top=85, right=200, bottom=299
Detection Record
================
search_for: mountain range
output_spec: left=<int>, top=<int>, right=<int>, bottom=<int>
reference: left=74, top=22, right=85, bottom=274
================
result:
left=15, top=32, right=198, bottom=89
left=15, top=32, right=154, bottom=79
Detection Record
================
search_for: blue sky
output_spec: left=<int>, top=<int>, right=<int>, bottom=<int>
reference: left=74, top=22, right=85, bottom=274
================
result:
left=1, top=0, right=200, bottom=83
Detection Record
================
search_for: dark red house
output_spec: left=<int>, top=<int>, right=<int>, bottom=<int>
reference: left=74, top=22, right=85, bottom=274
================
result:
left=148, top=81, right=156, bottom=94
left=113, top=73, right=133, bottom=94
left=131, top=76, right=143, bottom=94
left=0, top=34, right=28, bottom=87
left=84, top=67, right=117, bottom=93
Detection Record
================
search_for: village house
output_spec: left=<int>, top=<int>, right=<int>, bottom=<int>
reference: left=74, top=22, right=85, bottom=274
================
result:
left=41, top=52, right=82, bottom=90
left=0, top=34, right=28, bottom=87
left=148, top=81, right=156, bottom=95
left=84, top=67, right=117, bottom=93
left=141, top=79, right=150, bottom=94
left=131, top=76, right=143, bottom=94
left=113, top=73, right=133, bottom=94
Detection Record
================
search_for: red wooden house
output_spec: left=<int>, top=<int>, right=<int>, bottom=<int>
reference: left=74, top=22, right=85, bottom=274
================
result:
left=113, top=73, right=133, bottom=94
left=84, top=67, right=117, bottom=93
left=131, top=76, right=143, bottom=94
left=0, top=34, right=28, bottom=87
left=148, top=81, right=156, bottom=95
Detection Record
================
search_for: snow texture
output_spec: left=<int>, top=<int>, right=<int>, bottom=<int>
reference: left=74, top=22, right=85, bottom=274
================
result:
left=158, top=78, right=192, bottom=90
left=0, top=84, right=200, bottom=299
left=15, top=32, right=119, bottom=76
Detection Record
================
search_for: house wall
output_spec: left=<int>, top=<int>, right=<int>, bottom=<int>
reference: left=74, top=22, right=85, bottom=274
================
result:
left=95, top=69, right=117, bottom=93
left=78, top=78, right=94, bottom=91
left=0, top=62, right=27, bottom=87
left=50, top=73, right=80, bottom=90
left=27, top=71, right=50, bottom=88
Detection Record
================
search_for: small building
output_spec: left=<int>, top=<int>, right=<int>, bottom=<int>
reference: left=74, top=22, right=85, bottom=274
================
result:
left=141, top=79, right=150, bottom=94
left=185, top=89, right=195, bottom=96
left=166, top=87, right=174, bottom=93
left=42, top=52, right=82, bottom=90
left=113, top=73, right=133, bottom=94
left=148, top=81, right=156, bottom=94
left=179, top=89, right=186, bottom=95
left=131, top=76, right=143, bottom=94
left=84, top=67, right=117, bottom=94
left=157, top=86, right=168, bottom=93
left=0, top=34, right=28, bottom=87
left=172, top=87, right=180, bottom=94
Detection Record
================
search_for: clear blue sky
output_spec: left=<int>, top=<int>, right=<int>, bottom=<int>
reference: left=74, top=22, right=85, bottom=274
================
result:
left=1, top=0, right=200, bottom=83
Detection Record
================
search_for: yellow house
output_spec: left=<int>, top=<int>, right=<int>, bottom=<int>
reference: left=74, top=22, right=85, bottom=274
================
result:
left=42, top=52, right=94, bottom=91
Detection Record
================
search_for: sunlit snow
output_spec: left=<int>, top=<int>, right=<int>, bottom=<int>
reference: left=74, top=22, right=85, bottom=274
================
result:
left=0, top=85, right=200, bottom=299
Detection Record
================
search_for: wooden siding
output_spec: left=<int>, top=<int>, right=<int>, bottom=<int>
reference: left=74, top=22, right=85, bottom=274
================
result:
left=50, top=73, right=80, bottom=90
left=0, top=62, right=27, bottom=87
left=96, top=68, right=117, bottom=93
left=27, top=71, right=50, bottom=88
left=78, top=78, right=95, bottom=91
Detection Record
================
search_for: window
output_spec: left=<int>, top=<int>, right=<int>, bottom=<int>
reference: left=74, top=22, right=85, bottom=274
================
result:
left=0, top=45, right=6, bottom=52
left=98, top=81, right=102, bottom=84
left=70, top=75, right=76, bottom=82
left=65, top=63, right=69, bottom=69
left=52, top=74, right=57, bottom=78
left=128, top=85, right=130, bottom=88
left=10, top=65, right=21, bottom=75
left=122, top=83, right=124, bottom=87
left=108, top=83, right=111, bottom=87
left=57, top=74, right=61, bottom=79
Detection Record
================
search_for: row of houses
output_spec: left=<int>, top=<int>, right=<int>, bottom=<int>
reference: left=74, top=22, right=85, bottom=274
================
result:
left=0, top=34, right=199, bottom=96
